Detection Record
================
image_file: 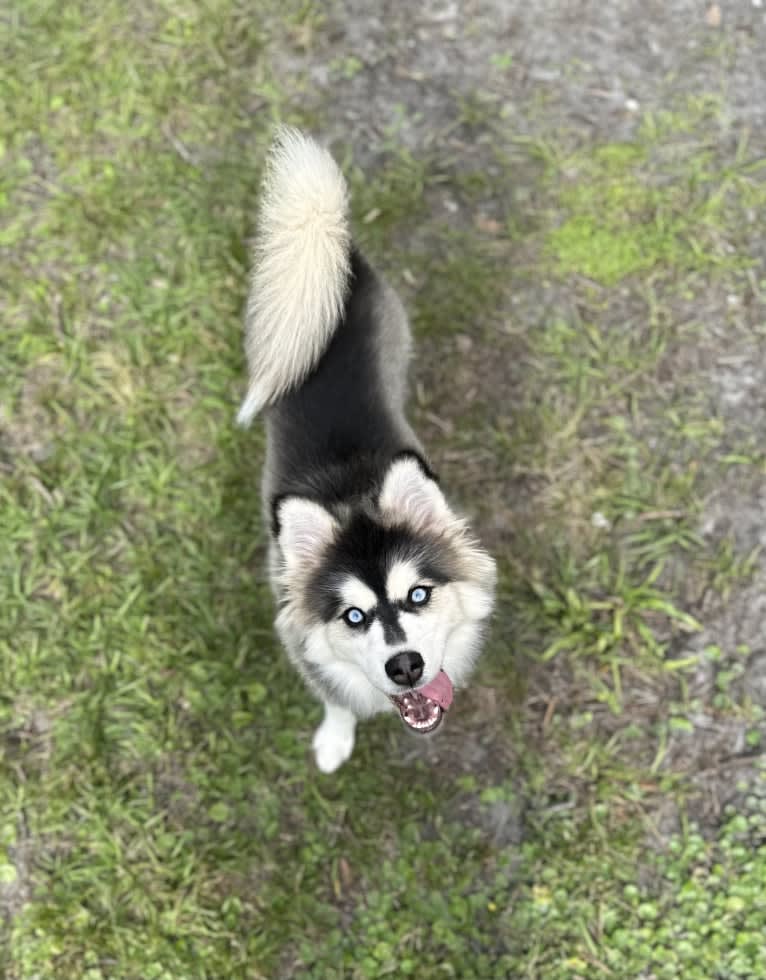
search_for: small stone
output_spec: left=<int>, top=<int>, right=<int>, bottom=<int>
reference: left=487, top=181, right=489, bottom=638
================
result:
left=705, top=3, right=722, bottom=26
left=591, top=511, right=611, bottom=530
left=474, top=213, right=503, bottom=234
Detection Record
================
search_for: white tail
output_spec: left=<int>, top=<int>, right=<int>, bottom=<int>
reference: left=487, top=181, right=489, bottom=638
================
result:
left=237, top=128, right=352, bottom=426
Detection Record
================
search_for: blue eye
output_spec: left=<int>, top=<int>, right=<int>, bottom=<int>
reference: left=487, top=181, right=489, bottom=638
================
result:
left=409, top=586, right=431, bottom=606
left=343, top=607, right=366, bottom=627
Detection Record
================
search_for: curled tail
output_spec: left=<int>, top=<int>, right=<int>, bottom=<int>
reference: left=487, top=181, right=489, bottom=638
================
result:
left=237, top=128, right=352, bottom=426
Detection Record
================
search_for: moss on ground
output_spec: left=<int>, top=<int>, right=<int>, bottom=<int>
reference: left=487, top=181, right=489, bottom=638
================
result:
left=546, top=112, right=760, bottom=284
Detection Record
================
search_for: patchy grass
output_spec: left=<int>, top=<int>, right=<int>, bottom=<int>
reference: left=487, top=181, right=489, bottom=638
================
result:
left=546, top=103, right=763, bottom=284
left=495, top=769, right=766, bottom=980
left=3, top=2, right=766, bottom=978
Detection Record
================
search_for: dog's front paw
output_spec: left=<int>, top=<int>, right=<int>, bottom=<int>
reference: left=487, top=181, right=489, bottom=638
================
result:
left=312, top=712, right=355, bottom=773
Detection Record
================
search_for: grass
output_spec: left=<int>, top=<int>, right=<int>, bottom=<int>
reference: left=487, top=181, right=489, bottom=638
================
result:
left=2, top=1, right=766, bottom=978
left=498, top=777, right=766, bottom=980
left=545, top=101, right=764, bottom=285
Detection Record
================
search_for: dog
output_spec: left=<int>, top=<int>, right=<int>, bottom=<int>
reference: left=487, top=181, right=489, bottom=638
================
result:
left=237, top=129, right=496, bottom=772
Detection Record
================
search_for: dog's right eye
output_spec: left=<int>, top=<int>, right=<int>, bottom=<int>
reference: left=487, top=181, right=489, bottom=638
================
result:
left=342, top=607, right=366, bottom=627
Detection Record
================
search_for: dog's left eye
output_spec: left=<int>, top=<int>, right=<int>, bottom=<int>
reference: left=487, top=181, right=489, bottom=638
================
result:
left=408, top=586, right=432, bottom=606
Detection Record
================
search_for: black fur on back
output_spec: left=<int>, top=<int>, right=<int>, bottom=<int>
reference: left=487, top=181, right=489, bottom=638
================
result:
left=267, top=248, right=428, bottom=532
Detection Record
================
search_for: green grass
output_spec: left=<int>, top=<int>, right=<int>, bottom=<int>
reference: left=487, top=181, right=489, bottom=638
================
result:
left=3, top=2, right=766, bottom=978
left=545, top=105, right=764, bottom=284
left=498, top=775, right=766, bottom=980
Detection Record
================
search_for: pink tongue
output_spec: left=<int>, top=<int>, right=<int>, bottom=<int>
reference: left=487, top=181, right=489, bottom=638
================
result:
left=418, top=670, right=453, bottom=710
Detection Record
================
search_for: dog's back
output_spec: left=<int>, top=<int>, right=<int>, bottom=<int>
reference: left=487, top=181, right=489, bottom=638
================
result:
left=238, top=128, right=422, bottom=522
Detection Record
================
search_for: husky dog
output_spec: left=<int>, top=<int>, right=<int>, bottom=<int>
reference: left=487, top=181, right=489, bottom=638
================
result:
left=238, top=129, right=496, bottom=773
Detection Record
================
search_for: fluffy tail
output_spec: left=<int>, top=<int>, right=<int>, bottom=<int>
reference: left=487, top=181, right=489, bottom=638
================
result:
left=237, top=128, right=352, bottom=426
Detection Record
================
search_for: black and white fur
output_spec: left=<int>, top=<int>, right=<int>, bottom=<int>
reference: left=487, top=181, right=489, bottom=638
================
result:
left=238, top=129, right=496, bottom=772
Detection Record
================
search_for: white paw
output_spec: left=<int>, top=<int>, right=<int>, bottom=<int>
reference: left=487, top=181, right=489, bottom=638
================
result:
left=312, top=719, right=355, bottom=774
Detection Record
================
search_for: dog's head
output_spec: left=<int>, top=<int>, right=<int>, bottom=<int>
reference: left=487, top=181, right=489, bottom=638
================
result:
left=273, top=455, right=496, bottom=731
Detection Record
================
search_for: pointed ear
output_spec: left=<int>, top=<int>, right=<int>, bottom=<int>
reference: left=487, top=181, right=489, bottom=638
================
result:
left=378, top=455, right=453, bottom=534
left=275, top=497, right=338, bottom=571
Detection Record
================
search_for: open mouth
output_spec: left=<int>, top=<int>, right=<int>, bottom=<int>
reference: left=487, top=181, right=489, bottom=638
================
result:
left=389, top=669, right=454, bottom=734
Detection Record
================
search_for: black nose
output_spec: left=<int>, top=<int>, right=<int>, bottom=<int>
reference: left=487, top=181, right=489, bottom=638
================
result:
left=385, top=650, right=424, bottom=687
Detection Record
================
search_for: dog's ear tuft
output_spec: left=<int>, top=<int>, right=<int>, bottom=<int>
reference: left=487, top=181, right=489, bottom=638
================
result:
left=378, top=455, right=453, bottom=534
left=275, top=496, right=338, bottom=570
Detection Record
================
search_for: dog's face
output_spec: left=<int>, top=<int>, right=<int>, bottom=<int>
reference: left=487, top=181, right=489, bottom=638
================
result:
left=274, top=457, right=496, bottom=728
